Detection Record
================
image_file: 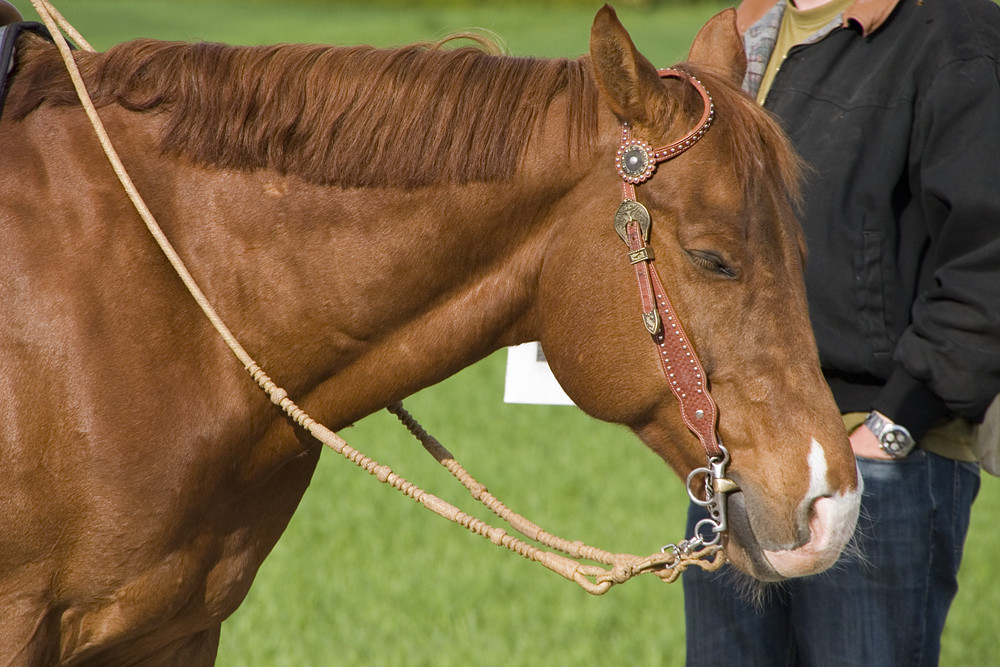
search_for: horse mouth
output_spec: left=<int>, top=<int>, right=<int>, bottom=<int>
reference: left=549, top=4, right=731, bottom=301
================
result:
left=723, top=491, right=784, bottom=582
left=724, top=485, right=860, bottom=581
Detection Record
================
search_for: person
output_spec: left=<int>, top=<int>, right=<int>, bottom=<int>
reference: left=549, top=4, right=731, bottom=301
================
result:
left=682, top=0, right=1000, bottom=664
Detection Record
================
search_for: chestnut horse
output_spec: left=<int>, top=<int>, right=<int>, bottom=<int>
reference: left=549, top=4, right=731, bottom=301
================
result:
left=0, top=6, right=860, bottom=664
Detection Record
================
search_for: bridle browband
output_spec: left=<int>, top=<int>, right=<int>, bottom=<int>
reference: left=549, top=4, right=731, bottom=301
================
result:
left=614, top=68, right=738, bottom=554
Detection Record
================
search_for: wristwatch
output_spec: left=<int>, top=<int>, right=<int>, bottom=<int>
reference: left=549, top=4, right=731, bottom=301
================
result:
left=864, top=411, right=916, bottom=459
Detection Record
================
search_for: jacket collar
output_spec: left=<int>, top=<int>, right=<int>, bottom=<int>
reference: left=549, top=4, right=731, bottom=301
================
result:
left=737, top=0, right=902, bottom=36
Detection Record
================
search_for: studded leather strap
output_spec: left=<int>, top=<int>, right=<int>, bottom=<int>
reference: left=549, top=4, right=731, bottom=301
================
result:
left=616, top=69, right=723, bottom=460
left=623, top=220, right=722, bottom=458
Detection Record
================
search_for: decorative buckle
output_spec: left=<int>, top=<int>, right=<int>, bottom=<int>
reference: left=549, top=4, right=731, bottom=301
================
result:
left=614, top=200, right=651, bottom=245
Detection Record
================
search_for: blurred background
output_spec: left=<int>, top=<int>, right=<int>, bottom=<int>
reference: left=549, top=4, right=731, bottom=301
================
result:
left=13, top=1, right=999, bottom=664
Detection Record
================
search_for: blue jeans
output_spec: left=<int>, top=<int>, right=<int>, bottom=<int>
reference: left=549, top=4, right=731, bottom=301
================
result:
left=683, top=450, right=980, bottom=667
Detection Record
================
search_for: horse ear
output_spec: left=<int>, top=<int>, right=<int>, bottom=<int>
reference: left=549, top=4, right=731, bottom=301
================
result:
left=687, top=8, right=747, bottom=87
left=589, top=4, right=665, bottom=124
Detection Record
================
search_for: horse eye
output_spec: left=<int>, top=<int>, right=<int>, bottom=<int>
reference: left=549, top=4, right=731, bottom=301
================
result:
left=688, top=250, right=738, bottom=279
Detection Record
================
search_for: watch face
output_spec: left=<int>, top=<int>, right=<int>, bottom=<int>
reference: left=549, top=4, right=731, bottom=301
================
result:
left=881, top=425, right=915, bottom=458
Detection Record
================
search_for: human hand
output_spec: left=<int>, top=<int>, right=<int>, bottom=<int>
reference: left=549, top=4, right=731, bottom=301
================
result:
left=850, top=424, right=895, bottom=460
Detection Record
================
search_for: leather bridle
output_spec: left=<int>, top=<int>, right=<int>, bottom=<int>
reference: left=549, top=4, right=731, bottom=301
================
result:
left=614, top=69, right=738, bottom=552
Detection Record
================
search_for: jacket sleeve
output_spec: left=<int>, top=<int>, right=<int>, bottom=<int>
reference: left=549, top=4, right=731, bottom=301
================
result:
left=877, top=54, right=1000, bottom=436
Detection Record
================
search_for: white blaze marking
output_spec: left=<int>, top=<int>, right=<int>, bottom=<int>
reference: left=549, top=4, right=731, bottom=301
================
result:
left=806, top=438, right=828, bottom=501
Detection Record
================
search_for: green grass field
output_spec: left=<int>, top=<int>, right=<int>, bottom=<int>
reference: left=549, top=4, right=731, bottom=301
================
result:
left=15, top=1, right=1000, bottom=664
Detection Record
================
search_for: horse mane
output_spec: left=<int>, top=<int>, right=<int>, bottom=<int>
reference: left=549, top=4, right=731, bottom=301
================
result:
left=8, top=34, right=799, bottom=202
left=8, top=34, right=599, bottom=189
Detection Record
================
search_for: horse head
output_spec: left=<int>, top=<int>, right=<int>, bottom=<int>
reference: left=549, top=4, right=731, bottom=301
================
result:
left=536, top=6, right=861, bottom=581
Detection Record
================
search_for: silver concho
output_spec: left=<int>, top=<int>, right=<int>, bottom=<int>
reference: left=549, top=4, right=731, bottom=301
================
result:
left=616, top=140, right=656, bottom=184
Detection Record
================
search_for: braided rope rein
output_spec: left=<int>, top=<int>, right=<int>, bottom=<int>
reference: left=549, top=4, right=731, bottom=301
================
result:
left=387, top=402, right=725, bottom=591
left=29, top=0, right=724, bottom=595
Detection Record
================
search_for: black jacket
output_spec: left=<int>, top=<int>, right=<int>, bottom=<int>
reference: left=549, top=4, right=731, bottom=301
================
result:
left=739, top=0, right=1000, bottom=439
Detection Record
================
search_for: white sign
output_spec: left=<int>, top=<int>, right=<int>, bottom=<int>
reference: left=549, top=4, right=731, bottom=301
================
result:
left=503, top=342, right=575, bottom=406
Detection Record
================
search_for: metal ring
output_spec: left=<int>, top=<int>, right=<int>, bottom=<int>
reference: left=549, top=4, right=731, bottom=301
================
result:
left=686, top=466, right=714, bottom=506
left=693, top=517, right=723, bottom=546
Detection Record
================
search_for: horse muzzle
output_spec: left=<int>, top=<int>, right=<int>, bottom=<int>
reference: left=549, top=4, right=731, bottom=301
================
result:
left=761, top=481, right=863, bottom=578
left=725, top=445, right=863, bottom=581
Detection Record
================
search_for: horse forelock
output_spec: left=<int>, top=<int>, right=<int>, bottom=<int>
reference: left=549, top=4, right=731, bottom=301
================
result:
left=675, top=63, right=803, bottom=213
left=7, top=34, right=600, bottom=189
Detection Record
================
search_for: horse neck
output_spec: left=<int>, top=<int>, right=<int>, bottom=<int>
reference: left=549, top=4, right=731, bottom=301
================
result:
left=141, top=125, right=600, bottom=427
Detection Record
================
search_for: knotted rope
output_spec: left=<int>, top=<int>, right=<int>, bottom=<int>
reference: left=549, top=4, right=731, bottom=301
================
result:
left=387, top=402, right=725, bottom=591
left=29, top=0, right=724, bottom=594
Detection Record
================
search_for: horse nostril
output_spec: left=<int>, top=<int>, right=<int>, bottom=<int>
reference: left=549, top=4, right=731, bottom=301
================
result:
left=802, top=496, right=832, bottom=547
left=800, top=492, right=836, bottom=546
